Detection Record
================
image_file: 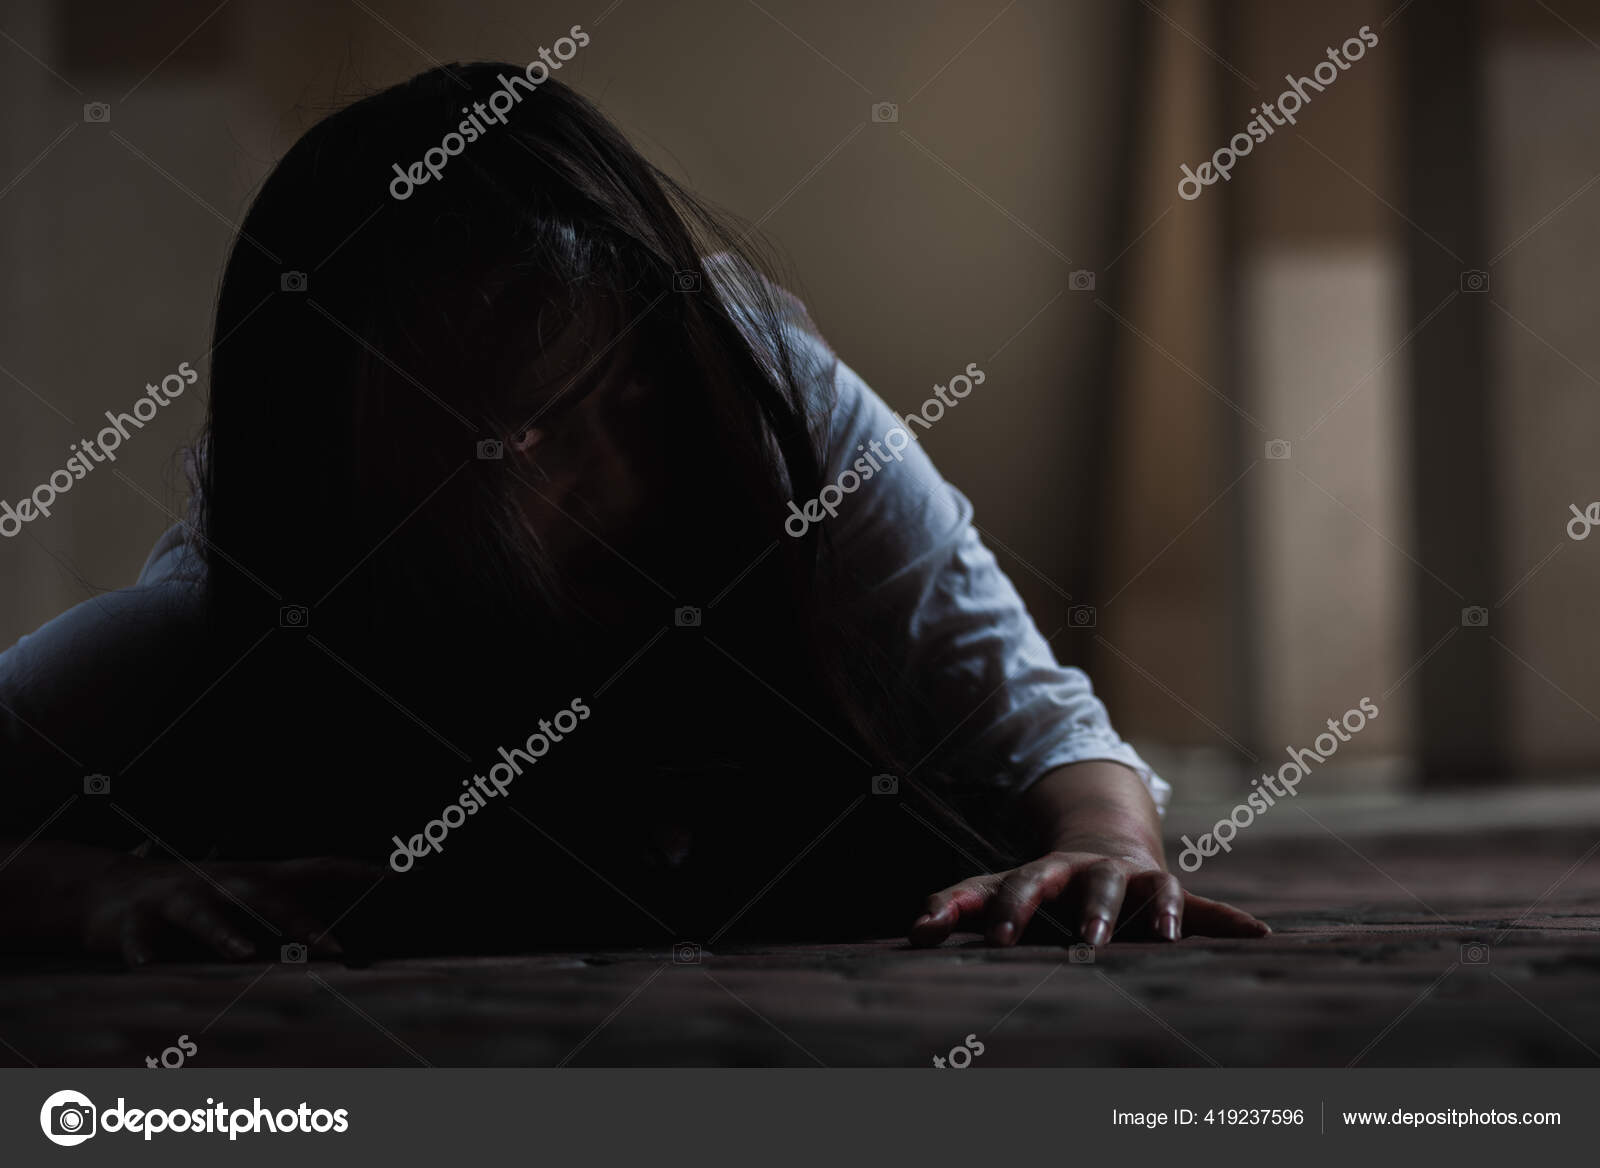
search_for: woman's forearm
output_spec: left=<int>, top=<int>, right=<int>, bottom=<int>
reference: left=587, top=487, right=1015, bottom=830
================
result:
left=1016, top=759, right=1166, bottom=862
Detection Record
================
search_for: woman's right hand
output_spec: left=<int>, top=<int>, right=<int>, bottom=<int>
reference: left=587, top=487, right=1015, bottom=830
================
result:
left=79, top=855, right=384, bottom=965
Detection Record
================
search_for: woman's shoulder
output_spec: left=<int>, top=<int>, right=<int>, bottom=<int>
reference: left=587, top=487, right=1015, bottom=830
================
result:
left=0, top=524, right=206, bottom=710
left=701, top=251, right=877, bottom=470
left=136, top=521, right=206, bottom=587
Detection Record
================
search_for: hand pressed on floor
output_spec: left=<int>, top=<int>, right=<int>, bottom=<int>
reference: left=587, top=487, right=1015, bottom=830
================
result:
left=906, top=760, right=1270, bottom=949
left=79, top=856, right=383, bottom=966
left=908, top=848, right=1270, bottom=948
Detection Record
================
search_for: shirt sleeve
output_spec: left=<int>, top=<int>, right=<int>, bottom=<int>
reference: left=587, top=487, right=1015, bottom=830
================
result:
left=0, top=523, right=207, bottom=834
left=800, top=344, right=1170, bottom=816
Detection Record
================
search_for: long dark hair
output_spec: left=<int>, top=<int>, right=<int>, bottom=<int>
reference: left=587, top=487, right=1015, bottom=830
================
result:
left=199, top=67, right=821, bottom=674
left=182, top=67, right=945, bottom=935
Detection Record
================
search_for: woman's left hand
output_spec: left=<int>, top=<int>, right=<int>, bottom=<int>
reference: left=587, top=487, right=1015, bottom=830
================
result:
left=905, top=760, right=1270, bottom=948
left=907, top=838, right=1269, bottom=948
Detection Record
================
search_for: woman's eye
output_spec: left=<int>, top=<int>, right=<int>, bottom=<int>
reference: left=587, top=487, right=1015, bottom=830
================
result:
left=514, top=427, right=546, bottom=452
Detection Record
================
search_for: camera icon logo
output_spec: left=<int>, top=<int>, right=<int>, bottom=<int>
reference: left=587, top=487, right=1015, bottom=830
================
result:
left=280, top=943, right=308, bottom=963
left=674, top=606, right=702, bottom=628
left=1068, top=942, right=1095, bottom=964
left=83, top=102, right=111, bottom=124
left=870, top=101, right=899, bottom=123
left=280, top=270, right=308, bottom=293
left=476, top=438, right=505, bottom=460
left=673, top=942, right=701, bottom=964
left=279, top=604, right=309, bottom=629
left=1461, top=606, right=1489, bottom=628
left=673, top=270, right=702, bottom=292
left=871, top=773, right=899, bottom=796
left=1265, top=438, right=1292, bottom=460
left=1460, top=941, right=1490, bottom=964
left=40, top=1090, right=97, bottom=1146
left=1460, top=269, right=1490, bottom=293
left=83, top=773, right=111, bottom=795
left=1068, top=605, right=1097, bottom=629
left=1068, top=269, right=1096, bottom=292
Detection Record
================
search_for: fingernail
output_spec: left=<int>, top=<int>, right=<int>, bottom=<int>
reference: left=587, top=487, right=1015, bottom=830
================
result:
left=1085, top=918, right=1110, bottom=947
left=991, top=921, right=1015, bottom=946
left=1159, top=914, right=1180, bottom=942
left=912, top=913, right=933, bottom=930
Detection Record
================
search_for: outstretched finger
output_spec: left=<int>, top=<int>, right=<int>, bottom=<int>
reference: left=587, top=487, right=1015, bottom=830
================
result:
left=119, top=915, right=160, bottom=968
left=1179, top=890, right=1271, bottom=938
left=1122, top=871, right=1184, bottom=941
left=243, top=893, right=345, bottom=959
left=908, top=874, right=1003, bottom=947
left=162, top=893, right=256, bottom=960
left=984, top=859, right=1074, bottom=947
left=1068, top=860, right=1129, bottom=948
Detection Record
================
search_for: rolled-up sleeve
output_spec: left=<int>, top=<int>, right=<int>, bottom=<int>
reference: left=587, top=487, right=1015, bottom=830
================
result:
left=809, top=348, right=1170, bottom=815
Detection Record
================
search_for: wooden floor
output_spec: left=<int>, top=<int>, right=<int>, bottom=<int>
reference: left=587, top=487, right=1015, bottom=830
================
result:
left=5, top=788, right=1600, bottom=1067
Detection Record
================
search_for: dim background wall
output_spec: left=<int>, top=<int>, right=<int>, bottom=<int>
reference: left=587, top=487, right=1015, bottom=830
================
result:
left=0, top=0, right=1122, bottom=680
left=4, top=0, right=1600, bottom=803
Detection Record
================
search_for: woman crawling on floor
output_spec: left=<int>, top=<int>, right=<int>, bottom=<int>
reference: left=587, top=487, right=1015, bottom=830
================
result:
left=0, top=67, right=1266, bottom=963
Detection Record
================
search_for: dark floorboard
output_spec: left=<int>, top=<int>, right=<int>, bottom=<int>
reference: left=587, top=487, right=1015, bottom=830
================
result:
left=5, top=793, right=1599, bottom=1067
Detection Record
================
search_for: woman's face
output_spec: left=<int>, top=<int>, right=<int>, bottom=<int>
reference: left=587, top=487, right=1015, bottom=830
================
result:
left=501, top=310, right=677, bottom=580
left=513, top=369, right=664, bottom=553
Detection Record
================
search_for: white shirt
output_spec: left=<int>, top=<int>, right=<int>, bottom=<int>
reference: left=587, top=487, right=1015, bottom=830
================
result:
left=788, top=328, right=1169, bottom=814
